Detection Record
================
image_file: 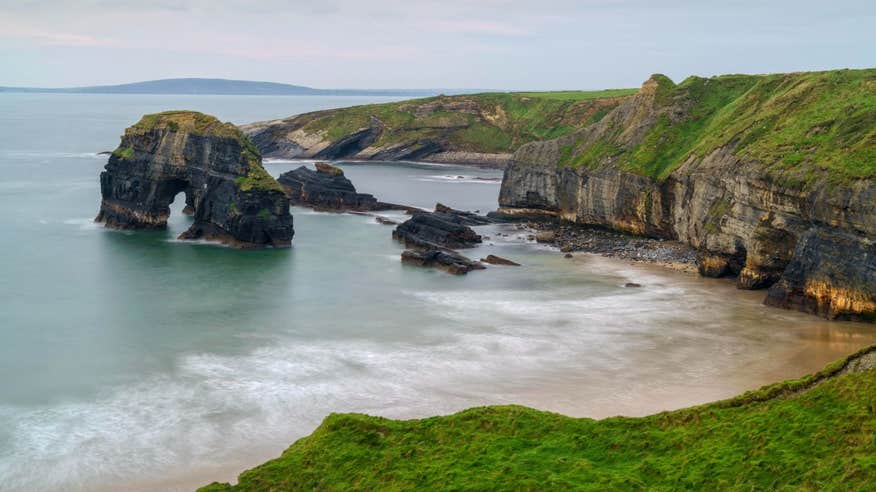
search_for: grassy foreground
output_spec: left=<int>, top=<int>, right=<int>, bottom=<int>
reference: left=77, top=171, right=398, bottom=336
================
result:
left=200, top=345, right=876, bottom=491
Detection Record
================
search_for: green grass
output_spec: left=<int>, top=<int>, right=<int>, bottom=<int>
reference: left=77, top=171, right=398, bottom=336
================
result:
left=200, top=345, right=876, bottom=492
left=129, top=110, right=246, bottom=141
left=235, top=163, right=284, bottom=193
left=513, top=88, right=638, bottom=101
left=126, top=110, right=285, bottom=193
left=560, top=68, right=876, bottom=186
left=111, top=145, right=134, bottom=160
left=298, top=90, right=635, bottom=154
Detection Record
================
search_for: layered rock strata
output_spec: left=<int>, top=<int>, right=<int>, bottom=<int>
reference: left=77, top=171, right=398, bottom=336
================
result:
left=498, top=69, right=876, bottom=320
left=393, top=206, right=487, bottom=249
left=277, top=162, right=410, bottom=212
left=96, top=111, right=294, bottom=248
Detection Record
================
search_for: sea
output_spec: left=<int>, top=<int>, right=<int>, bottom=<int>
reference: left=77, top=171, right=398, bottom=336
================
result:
left=1, top=93, right=874, bottom=491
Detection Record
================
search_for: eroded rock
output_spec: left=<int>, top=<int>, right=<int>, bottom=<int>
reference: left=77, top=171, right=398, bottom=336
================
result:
left=401, top=248, right=486, bottom=275
left=393, top=205, right=490, bottom=249
left=95, top=111, right=294, bottom=248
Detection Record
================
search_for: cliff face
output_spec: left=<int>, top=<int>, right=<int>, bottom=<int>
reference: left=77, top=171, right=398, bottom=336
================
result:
left=499, top=69, right=876, bottom=320
left=96, top=111, right=294, bottom=248
left=240, top=91, right=633, bottom=168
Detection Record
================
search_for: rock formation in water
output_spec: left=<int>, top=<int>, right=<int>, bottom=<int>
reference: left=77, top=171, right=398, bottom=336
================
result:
left=392, top=204, right=498, bottom=274
left=239, top=92, right=630, bottom=168
left=95, top=111, right=294, bottom=248
left=277, top=162, right=409, bottom=212
left=393, top=205, right=490, bottom=249
left=481, top=255, right=521, bottom=266
left=497, top=68, right=876, bottom=321
left=401, top=248, right=486, bottom=275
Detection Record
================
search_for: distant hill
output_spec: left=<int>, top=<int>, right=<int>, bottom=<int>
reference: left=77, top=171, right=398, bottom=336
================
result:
left=0, top=78, right=480, bottom=97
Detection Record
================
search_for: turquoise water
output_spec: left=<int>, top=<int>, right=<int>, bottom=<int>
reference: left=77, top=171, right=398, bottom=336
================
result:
left=1, top=94, right=875, bottom=492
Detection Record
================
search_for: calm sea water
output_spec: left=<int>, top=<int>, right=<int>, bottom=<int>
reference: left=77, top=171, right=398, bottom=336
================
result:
left=1, top=94, right=875, bottom=492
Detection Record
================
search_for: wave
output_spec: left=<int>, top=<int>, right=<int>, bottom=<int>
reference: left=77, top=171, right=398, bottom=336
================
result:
left=62, top=218, right=103, bottom=231
left=417, top=175, right=501, bottom=185
left=2, top=151, right=108, bottom=159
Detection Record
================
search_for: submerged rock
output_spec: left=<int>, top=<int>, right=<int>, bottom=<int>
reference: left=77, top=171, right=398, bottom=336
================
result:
left=375, top=216, right=399, bottom=226
left=401, top=248, right=486, bottom=275
left=95, top=111, right=294, bottom=248
left=481, top=254, right=521, bottom=266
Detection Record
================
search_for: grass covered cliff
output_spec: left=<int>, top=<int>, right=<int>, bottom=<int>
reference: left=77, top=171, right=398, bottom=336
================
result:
left=199, top=345, right=876, bottom=491
left=552, top=69, right=875, bottom=186
left=241, top=89, right=635, bottom=167
left=500, top=68, right=876, bottom=320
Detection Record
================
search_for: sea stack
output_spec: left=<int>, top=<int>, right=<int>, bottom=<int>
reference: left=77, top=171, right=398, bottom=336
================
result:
left=95, top=111, right=294, bottom=248
left=277, top=162, right=380, bottom=211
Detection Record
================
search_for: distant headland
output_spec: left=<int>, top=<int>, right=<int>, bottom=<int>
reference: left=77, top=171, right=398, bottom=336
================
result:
left=0, top=78, right=486, bottom=97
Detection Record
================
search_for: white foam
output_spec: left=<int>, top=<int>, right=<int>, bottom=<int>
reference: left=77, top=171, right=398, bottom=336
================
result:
left=63, top=218, right=103, bottom=231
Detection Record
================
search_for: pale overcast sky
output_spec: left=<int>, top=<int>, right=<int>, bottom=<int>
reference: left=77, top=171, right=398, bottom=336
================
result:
left=1, top=0, right=874, bottom=90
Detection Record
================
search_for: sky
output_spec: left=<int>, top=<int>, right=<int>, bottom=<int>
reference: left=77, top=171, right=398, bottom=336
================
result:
left=1, top=0, right=874, bottom=90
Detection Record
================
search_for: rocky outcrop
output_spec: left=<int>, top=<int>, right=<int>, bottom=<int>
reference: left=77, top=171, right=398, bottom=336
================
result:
left=401, top=248, right=486, bottom=275
left=393, top=204, right=498, bottom=274
left=392, top=205, right=493, bottom=249
left=481, top=255, right=521, bottom=266
left=278, top=162, right=381, bottom=211
left=96, top=111, right=294, bottom=248
left=240, top=93, right=630, bottom=168
left=498, top=69, right=876, bottom=320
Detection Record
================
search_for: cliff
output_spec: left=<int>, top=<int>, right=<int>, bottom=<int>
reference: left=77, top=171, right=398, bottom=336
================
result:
left=96, top=111, right=294, bottom=248
left=499, top=69, right=876, bottom=320
left=200, top=345, right=876, bottom=491
left=240, top=90, right=635, bottom=167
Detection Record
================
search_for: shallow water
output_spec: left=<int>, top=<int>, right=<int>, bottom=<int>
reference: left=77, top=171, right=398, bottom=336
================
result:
left=1, top=94, right=874, bottom=492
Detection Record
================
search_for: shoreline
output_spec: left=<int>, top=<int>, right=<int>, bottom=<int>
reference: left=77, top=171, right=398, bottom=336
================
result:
left=501, top=219, right=700, bottom=275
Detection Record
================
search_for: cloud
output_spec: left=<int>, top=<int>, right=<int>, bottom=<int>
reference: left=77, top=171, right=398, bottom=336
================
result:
left=0, top=22, right=115, bottom=47
left=426, top=19, right=530, bottom=36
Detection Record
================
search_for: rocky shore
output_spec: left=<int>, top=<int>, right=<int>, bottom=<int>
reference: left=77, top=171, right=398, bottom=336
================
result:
left=523, top=221, right=698, bottom=272
left=499, top=69, right=876, bottom=321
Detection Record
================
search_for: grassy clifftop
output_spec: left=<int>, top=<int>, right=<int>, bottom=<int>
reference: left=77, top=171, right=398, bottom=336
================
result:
left=121, top=111, right=284, bottom=193
left=200, top=345, right=876, bottom=491
left=303, top=90, right=635, bottom=153
left=243, top=90, right=635, bottom=164
left=558, top=68, right=876, bottom=185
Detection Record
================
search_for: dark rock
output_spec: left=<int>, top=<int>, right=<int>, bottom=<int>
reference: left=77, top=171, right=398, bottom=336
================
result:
left=277, top=162, right=415, bottom=213
left=401, top=248, right=486, bottom=275
left=765, top=228, right=875, bottom=321
left=278, top=162, right=377, bottom=211
left=393, top=204, right=496, bottom=249
left=434, top=203, right=493, bottom=226
left=480, top=254, right=520, bottom=266
left=96, top=151, right=112, bottom=156
left=95, top=111, right=293, bottom=248
left=564, top=253, right=574, bottom=258
left=393, top=211, right=482, bottom=249
left=375, top=216, right=399, bottom=226
left=624, top=283, right=643, bottom=288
